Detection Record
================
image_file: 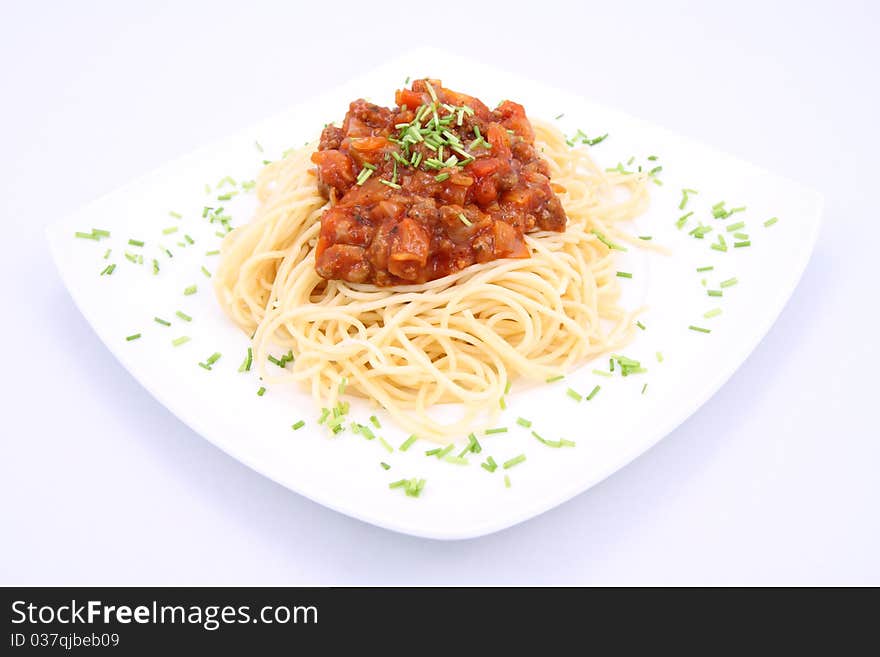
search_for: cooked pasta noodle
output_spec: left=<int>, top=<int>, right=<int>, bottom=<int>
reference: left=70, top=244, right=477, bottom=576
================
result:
left=214, top=118, right=650, bottom=441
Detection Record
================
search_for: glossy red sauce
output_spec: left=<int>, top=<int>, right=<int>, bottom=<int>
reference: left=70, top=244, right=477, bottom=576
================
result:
left=310, top=79, right=566, bottom=285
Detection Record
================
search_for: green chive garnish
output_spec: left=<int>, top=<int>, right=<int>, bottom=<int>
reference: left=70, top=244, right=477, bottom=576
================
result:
left=516, top=417, right=532, bottom=428
left=764, top=217, right=778, bottom=227
left=503, top=454, right=526, bottom=470
left=726, top=221, right=746, bottom=233
left=291, top=420, right=305, bottom=431
left=586, top=385, right=601, bottom=401
left=636, top=321, right=646, bottom=330
left=592, top=230, right=627, bottom=251
left=128, top=239, right=144, bottom=247
left=504, top=475, right=511, bottom=488
left=380, top=462, right=390, bottom=470
left=257, top=386, right=266, bottom=396
left=696, top=265, right=714, bottom=272
left=485, top=427, right=508, bottom=435
left=733, top=240, right=751, bottom=248
left=708, top=289, right=723, bottom=297
left=546, top=374, right=564, bottom=383
left=616, top=271, right=632, bottom=279
left=176, top=310, right=192, bottom=322
left=183, top=285, right=197, bottom=296
left=154, top=317, right=171, bottom=327
left=688, top=325, right=711, bottom=333
left=399, top=435, right=418, bottom=451
left=704, top=308, right=723, bottom=318
left=172, top=336, right=190, bottom=346
left=201, top=266, right=211, bottom=278
left=126, top=333, right=141, bottom=341
left=481, top=456, right=498, bottom=473
left=656, top=351, right=664, bottom=363
left=238, top=347, right=253, bottom=372
left=566, top=388, right=583, bottom=402
left=592, top=369, right=612, bottom=378
left=720, top=277, right=738, bottom=288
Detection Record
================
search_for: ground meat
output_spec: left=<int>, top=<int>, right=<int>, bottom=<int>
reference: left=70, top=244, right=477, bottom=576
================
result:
left=310, top=79, right=567, bottom=285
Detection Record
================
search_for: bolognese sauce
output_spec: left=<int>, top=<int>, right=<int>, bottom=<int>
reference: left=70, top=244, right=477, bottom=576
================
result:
left=311, top=79, right=566, bottom=285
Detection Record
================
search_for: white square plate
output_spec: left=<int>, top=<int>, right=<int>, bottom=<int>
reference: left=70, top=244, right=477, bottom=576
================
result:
left=47, top=49, right=822, bottom=539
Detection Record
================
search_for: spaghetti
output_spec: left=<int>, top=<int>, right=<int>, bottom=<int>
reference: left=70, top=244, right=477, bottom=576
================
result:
left=215, top=95, right=651, bottom=441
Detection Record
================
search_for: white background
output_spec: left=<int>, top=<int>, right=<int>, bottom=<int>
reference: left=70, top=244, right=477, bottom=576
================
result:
left=2, top=0, right=877, bottom=585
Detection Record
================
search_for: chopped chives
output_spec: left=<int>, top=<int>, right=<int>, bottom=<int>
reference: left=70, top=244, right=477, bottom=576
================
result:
left=656, top=351, right=664, bottom=363
left=291, top=420, right=305, bottom=430
left=103, top=248, right=111, bottom=260
left=485, top=427, right=508, bottom=434
left=257, top=386, right=266, bottom=396
left=378, top=437, right=394, bottom=453
left=379, top=179, right=402, bottom=189
left=172, top=336, right=190, bottom=346
left=318, top=408, right=330, bottom=424
left=100, top=263, right=116, bottom=276
left=554, top=112, right=564, bottom=120
left=201, top=266, right=211, bottom=278
left=638, top=235, right=653, bottom=241
left=183, top=285, right=197, bottom=295
left=380, top=462, right=391, bottom=470
left=708, top=289, right=723, bottom=297
left=504, top=475, right=511, bottom=488
left=154, top=317, right=171, bottom=327
left=592, top=230, right=627, bottom=251
left=679, top=188, right=698, bottom=210
left=499, top=396, right=506, bottom=410
left=205, top=250, right=220, bottom=256
left=720, top=277, right=738, bottom=288
left=91, top=228, right=110, bottom=238
left=616, top=271, right=632, bottom=279
left=586, top=385, right=601, bottom=401
left=435, top=444, right=455, bottom=459
left=125, top=333, right=141, bottom=341
left=504, top=379, right=512, bottom=395
left=75, top=231, right=99, bottom=240
left=566, top=388, right=583, bottom=402
left=369, top=414, right=380, bottom=428
left=636, top=321, right=647, bottom=330
left=481, top=456, right=498, bottom=473
left=128, top=239, right=144, bottom=247
left=733, top=240, right=751, bottom=248
left=696, top=265, right=714, bottom=272
left=641, top=383, right=648, bottom=395
left=176, top=310, right=192, bottom=322
left=503, top=454, right=526, bottom=470
left=726, top=221, right=746, bottom=233
left=399, top=434, right=418, bottom=451
left=764, top=217, right=779, bottom=227
left=676, top=212, right=693, bottom=229
left=162, top=226, right=178, bottom=235
left=238, top=347, right=253, bottom=372
left=532, top=431, right=575, bottom=448
left=545, top=374, right=564, bottom=383
left=389, top=479, right=407, bottom=489
left=688, top=325, right=711, bottom=334
left=152, top=258, right=159, bottom=275
left=434, top=172, right=450, bottom=182
left=704, top=308, right=723, bottom=318
left=424, top=447, right=441, bottom=457
left=516, top=417, right=532, bottom=428
left=592, top=369, right=612, bottom=378
left=184, top=234, right=194, bottom=245
left=444, top=455, right=469, bottom=465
